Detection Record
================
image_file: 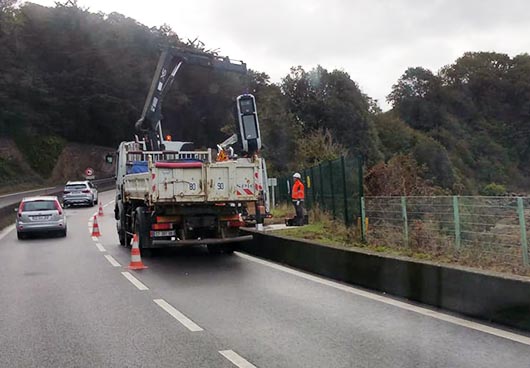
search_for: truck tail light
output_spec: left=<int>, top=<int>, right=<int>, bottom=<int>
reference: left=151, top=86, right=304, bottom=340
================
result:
left=63, top=190, right=70, bottom=194
left=152, top=223, right=172, bottom=230
left=227, top=220, right=245, bottom=228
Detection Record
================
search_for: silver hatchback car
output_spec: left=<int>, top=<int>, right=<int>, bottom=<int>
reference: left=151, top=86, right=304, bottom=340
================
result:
left=16, top=196, right=67, bottom=239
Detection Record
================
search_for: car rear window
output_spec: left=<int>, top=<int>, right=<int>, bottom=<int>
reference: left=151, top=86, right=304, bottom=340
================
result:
left=22, top=200, right=57, bottom=212
left=65, top=184, right=87, bottom=190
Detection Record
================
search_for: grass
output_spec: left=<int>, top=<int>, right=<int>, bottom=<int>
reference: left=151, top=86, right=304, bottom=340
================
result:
left=271, top=205, right=530, bottom=277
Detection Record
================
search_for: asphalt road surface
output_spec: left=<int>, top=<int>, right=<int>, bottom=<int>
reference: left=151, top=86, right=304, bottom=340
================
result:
left=1, top=190, right=530, bottom=367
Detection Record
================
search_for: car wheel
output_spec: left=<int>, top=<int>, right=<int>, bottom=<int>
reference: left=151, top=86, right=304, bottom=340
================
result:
left=61, top=229, right=67, bottom=237
left=17, top=232, right=26, bottom=240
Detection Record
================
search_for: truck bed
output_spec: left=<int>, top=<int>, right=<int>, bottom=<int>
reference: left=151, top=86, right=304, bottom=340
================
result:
left=123, top=157, right=262, bottom=204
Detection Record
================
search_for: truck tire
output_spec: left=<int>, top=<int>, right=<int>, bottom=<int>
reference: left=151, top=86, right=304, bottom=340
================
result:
left=135, top=207, right=153, bottom=253
left=118, top=201, right=131, bottom=247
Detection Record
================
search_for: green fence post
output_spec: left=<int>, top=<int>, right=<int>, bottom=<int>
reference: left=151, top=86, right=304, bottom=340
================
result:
left=341, top=156, right=349, bottom=226
left=318, top=163, right=324, bottom=207
left=401, top=196, right=409, bottom=247
left=453, top=196, right=461, bottom=250
left=357, top=155, right=364, bottom=218
left=517, top=197, right=529, bottom=267
left=329, top=160, right=336, bottom=218
left=360, top=196, right=366, bottom=242
left=303, top=169, right=308, bottom=208
left=310, top=166, right=316, bottom=205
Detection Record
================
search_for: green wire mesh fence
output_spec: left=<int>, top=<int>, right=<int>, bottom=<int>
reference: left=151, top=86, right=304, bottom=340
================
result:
left=364, top=196, right=530, bottom=273
left=276, top=156, right=364, bottom=225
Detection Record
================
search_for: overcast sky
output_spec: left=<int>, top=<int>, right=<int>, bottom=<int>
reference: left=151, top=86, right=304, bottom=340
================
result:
left=27, top=0, right=530, bottom=110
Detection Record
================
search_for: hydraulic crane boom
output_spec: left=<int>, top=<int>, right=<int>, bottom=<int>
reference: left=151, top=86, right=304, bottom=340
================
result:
left=135, top=47, right=247, bottom=151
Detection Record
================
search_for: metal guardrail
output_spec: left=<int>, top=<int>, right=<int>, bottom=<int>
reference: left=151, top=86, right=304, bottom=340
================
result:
left=0, top=177, right=115, bottom=206
left=0, top=177, right=116, bottom=230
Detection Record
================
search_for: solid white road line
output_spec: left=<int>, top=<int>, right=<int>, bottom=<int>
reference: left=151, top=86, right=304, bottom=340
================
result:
left=0, top=224, right=16, bottom=241
left=95, top=243, right=106, bottom=252
left=236, top=252, right=530, bottom=346
left=121, top=271, right=149, bottom=291
left=219, top=350, right=256, bottom=368
left=153, top=299, right=204, bottom=332
left=104, top=255, right=121, bottom=267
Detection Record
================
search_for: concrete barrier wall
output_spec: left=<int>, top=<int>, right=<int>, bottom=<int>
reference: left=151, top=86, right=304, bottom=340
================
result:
left=240, top=230, right=530, bottom=332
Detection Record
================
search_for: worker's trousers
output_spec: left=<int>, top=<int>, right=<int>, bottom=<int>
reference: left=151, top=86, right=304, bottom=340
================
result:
left=292, top=200, right=305, bottom=226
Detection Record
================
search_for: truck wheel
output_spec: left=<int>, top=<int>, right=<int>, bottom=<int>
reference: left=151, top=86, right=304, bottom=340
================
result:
left=135, top=207, right=153, bottom=252
left=118, top=220, right=131, bottom=247
left=222, top=244, right=235, bottom=254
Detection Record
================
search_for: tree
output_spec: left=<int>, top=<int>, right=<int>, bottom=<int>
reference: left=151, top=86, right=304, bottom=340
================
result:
left=282, top=65, right=383, bottom=164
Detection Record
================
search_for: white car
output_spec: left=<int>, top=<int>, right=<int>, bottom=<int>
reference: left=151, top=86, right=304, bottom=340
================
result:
left=62, top=180, right=99, bottom=207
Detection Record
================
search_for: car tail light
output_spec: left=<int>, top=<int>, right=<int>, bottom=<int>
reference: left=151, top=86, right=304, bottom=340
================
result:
left=17, top=202, right=24, bottom=218
left=82, top=190, right=90, bottom=193
left=54, top=200, right=63, bottom=215
left=152, top=223, right=172, bottom=230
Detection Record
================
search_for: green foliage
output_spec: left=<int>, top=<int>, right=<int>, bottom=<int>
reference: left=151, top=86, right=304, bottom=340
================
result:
left=294, top=128, right=347, bottom=169
left=388, top=52, right=530, bottom=192
left=480, top=183, right=507, bottom=196
left=375, top=113, right=454, bottom=188
left=1, top=2, right=529, bottom=194
left=282, top=66, right=383, bottom=165
left=14, top=134, right=65, bottom=178
left=0, top=157, right=21, bottom=184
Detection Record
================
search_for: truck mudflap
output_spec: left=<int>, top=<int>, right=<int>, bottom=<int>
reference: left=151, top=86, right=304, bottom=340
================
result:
left=150, top=234, right=253, bottom=247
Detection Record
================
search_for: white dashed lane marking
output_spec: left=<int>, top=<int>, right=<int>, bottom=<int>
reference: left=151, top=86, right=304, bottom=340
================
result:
left=153, top=299, right=204, bottom=332
left=219, top=350, right=257, bottom=368
left=121, top=271, right=149, bottom=291
left=95, top=243, right=106, bottom=252
left=104, top=255, right=121, bottom=267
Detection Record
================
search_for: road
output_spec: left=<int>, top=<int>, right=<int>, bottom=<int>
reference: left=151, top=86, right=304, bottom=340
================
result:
left=1, top=190, right=530, bottom=367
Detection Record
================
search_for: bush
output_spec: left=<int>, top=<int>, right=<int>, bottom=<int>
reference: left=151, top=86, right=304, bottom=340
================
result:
left=14, top=134, right=65, bottom=178
left=480, top=183, right=506, bottom=196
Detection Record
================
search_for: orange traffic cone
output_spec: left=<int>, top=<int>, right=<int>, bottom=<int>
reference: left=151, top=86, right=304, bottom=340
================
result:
left=91, top=215, right=101, bottom=237
left=98, top=201, right=104, bottom=217
left=128, top=233, right=148, bottom=270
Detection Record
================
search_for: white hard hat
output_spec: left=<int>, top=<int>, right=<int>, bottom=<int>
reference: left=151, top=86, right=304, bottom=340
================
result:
left=293, top=172, right=301, bottom=179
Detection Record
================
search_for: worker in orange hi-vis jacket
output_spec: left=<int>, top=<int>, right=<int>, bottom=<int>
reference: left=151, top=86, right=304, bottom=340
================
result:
left=291, top=172, right=305, bottom=226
